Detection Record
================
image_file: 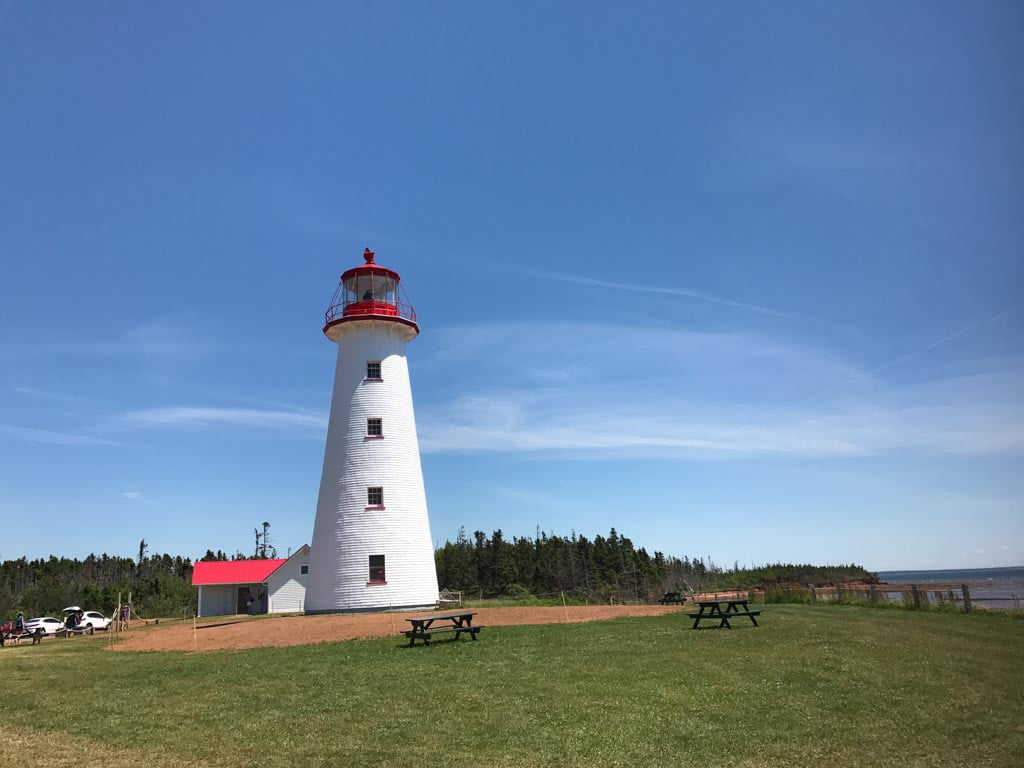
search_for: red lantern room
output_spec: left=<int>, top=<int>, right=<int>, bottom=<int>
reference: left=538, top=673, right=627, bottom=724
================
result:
left=323, top=248, right=419, bottom=341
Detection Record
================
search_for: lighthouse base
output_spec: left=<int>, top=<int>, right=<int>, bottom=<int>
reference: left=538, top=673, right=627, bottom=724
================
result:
left=305, top=601, right=438, bottom=615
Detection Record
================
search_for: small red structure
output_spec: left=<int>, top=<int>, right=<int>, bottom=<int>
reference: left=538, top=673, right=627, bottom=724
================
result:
left=323, top=248, right=418, bottom=337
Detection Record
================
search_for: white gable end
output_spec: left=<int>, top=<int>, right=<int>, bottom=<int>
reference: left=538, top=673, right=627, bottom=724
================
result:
left=267, top=546, right=310, bottom=614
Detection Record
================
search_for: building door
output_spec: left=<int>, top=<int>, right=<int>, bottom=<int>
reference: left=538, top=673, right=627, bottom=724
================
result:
left=237, top=587, right=250, bottom=614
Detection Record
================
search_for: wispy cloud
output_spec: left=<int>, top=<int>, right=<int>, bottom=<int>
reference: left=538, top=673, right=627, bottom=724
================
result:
left=417, top=322, right=1024, bottom=460
left=120, top=407, right=326, bottom=432
left=11, top=385, right=87, bottom=402
left=529, top=270, right=803, bottom=321
left=119, top=315, right=213, bottom=365
left=427, top=321, right=864, bottom=393
left=709, top=308, right=1020, bottom=444
left=725, top=126, right=907, bottom=188
left=0, top=314, right=212, bottom=364
left=120, top=490, right=156, bottom=506
left=472, top=484, right=584, bottom=510
left=418, top=383, right=1024, bottom=459
left=0, top=424, right=122, bottom=447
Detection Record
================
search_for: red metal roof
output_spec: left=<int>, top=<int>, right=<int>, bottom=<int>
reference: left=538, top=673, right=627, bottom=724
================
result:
left=339, top=248, right=402, bottom=282
left=192, top=559, right=287, bottom=586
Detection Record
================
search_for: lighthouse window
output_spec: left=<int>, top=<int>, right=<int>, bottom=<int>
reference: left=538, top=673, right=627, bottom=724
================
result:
left=367, top=486, right=384, bottom=507
left=366, top=361, right=382, bottom=380
left=367, top=418, right=383, bottom=437
left=368, top=555, right=386, bottom=583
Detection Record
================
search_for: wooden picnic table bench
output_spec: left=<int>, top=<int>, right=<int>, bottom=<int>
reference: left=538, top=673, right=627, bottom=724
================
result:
left=658, top=592, right=686, bottom=605
left=687, top=599, right=761, bottom=629
left=1, top=628, right=44, bottom=646
left=402, top=611, right=484, bottom=647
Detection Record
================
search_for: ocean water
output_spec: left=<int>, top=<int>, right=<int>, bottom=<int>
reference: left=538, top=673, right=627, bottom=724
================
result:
left=877, top=566, right=1024, bottom=584
left=876, top=566, right=1024, bottom=611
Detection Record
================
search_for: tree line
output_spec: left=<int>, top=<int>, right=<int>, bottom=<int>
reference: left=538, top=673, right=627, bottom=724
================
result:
left=1, top=527, right=876, bottom=617
left=0, top=547, right=194, bottom=620
left=434, top=527, right=876, bottom=601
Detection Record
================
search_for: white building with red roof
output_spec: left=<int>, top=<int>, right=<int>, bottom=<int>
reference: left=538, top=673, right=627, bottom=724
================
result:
left=192, top=545, right=310, bottom=617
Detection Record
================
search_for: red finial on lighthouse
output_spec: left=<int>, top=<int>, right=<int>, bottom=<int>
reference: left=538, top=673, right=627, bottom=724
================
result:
left=363, top=248, right=375, bottom=264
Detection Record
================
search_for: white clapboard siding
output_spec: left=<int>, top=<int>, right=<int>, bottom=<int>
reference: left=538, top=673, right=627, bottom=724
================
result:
left=306, top=319, right=439, bottom=613
left=267, top=546, right=310, bottom=613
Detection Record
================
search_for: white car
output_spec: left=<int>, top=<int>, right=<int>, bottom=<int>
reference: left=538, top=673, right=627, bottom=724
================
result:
left=24, top=617, right=64, bottom=635
left=78, top=611, right=111, bottom=630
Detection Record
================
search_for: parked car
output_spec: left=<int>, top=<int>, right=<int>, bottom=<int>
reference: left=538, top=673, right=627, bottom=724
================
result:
left=24, top=617, right=64, bottom=635
left=78, top=611, right=111, bottom=630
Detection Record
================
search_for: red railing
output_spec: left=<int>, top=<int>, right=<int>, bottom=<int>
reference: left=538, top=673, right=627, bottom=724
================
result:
left=325, top=299, right=417, bottom=325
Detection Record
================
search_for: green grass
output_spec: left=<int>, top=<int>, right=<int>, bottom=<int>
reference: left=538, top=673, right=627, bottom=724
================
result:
left=2, top=605, right=1023, bottom=767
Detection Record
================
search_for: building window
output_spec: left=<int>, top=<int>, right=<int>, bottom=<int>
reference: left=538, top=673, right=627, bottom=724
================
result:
left=368, top=555, right=386, bottom=583
left=367, top=486, right=384, bottom=507
left=366, top=361, right=382, bottom=380
left=300, top=565, right=308, bottom=575
left=367, top=418, right=383, bottom=437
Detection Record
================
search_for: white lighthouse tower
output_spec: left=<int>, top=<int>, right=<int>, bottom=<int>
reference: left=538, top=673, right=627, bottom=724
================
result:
left=306, top=248, right=439, bottom=613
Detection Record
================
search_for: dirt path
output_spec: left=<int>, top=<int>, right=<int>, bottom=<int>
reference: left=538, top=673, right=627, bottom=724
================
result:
left=113, top=605, right=684, bottom=652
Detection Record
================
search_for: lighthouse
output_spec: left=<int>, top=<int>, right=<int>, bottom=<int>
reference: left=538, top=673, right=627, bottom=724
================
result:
left=305, top=248, right=439, bottom=613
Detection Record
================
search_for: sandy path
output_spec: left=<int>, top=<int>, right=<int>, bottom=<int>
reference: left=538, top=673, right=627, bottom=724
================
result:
left=113, top=605, right=684, bottom=652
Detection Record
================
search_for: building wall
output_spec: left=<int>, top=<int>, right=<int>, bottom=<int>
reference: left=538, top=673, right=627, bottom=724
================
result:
left=198, top=585, right=238, bottom=617
left=267, top=547, right=309, bottom=613
left=306, top=321, right=439, bottom=612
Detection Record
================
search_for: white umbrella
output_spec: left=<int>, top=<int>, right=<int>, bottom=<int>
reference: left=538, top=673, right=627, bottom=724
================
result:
left=62, top=606, right=82, bottom=613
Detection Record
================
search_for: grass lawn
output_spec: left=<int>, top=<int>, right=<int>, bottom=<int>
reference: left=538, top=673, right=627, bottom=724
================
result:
left=2, top=605, right=1022, bottom=767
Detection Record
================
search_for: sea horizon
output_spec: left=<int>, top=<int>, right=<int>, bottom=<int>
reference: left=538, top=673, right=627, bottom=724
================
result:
left=876, top=565, right=1024, bottom=583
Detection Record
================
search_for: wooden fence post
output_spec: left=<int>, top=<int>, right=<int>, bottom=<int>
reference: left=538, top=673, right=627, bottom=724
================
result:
left=869, top=584, right=877, bottom=604
left=961, top=584, right=972, bottom=614
left=809, top=586, right=816, bottom=602
left=911, top=584, right=921, bottom=610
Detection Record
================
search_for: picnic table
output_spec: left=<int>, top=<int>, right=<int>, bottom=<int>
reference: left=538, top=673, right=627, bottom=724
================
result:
left=687, top=598, right=761, bottom=629
left=0, top=628, right=44, bottom=646
left=402, top=611, right=484, bottom=647
left=658, top=592, right=686, bottom=605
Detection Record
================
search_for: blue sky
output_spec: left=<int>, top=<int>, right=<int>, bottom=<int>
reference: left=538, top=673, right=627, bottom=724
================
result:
left=1, top=3, right=1021, bottom=570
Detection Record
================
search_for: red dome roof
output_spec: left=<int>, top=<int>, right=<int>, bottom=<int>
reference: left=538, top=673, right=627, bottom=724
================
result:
left=340, top=248, right=401, bottom=282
